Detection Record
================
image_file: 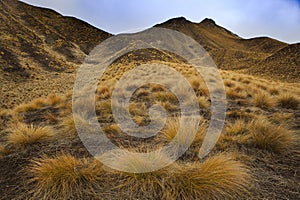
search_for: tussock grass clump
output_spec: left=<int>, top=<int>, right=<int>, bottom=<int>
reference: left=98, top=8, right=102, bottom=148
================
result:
left=105, top=153, right=250, bottom=199
left=13, top=101, right=44, bottom=113
left=252, top=90, right=274, bottom=108
left=276, top=93, right=300, bottom=109
left=28, top=155, right=103, bottom=199
left=246, top=118, right=297, bottom=153
left=60, top=114, right=94, bottom=136
left=155, top=100, right=178, bottom=112
left=6, top=123, right=55, bottom=146
left=226, top=87, right=247, bottom=99
left=0, top=145, right=6, bottom=155
left=170, top=154, right=250, bottom=199
left=268, top=87, right=279, bottom=95
left=47, top=94, right=64, bottom=106
left=154, top=91, right=178, bottom=103
left=218, top=119, right=248, bottom=150
left=198, top=96, right=210, bottom=109
left=224, top=80, right=236, bottom=88
left=226, top=119, right=248, bottom=136
left=160, top=117, right=204, bottom=145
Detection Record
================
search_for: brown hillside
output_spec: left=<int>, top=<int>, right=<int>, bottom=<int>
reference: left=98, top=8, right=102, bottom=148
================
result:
left=0, top=0, right=111, bottom=79
left=247, top=43, right=300, bottom=81
left=155, top=17, right=300, bottom=81
left=0, top=0, right=111, bottom=108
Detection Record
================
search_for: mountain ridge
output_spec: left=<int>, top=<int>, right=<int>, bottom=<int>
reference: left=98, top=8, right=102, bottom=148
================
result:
left=1, top=0, right=299, bottom=83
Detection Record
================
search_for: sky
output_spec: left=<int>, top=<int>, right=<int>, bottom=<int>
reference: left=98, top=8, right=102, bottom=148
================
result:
left=21, top=0, right=300, bottom=44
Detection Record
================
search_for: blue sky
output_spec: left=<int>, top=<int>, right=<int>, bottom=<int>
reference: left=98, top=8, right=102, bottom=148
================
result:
left=21, top=0, right=300, bottom=43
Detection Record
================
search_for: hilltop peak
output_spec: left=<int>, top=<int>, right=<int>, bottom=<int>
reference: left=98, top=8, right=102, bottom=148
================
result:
left=163, top=16, right=191, bottom=24
left=200, top=18, right=217, bottom=26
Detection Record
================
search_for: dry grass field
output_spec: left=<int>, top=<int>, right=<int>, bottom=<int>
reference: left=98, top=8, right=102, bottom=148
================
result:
left=0, top=59, right=299, bottom=199
left=0, top=1, right=299, bottom=199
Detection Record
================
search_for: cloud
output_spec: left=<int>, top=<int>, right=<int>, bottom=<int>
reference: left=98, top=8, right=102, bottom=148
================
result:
left=21, top=0, right=300, bottom=43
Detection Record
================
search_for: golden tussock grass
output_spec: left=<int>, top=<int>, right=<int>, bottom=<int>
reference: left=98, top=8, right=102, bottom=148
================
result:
left=276, top=93, right=300, bottom=109
left=252, top=90, right=274, bottom=108
left=169, top=154, right=250, bottom=199
left=103, top=123, right=121, bottom=135
left=218, top=119, right=248, bottom=150
left=6, top=123, right=55, bottom=146
left=102, top=153, right=250, bottom=199
left=27, top=154, right=103, bottom=199
left=226, top=110, right=255, bottom=121
left=59, top=114, right=92, bottom=136
left=13, top=101, right=44, bottom=114
left=102, top=152, right=171, bottom=199
left=268, top=87, right=279, bottom=95
left=244, top=118, right=297, bottom=153
left=159, top=117, right=204, bottom=145
left=96, top=86, right=111, bottom=100
left=224, top=80, right=236, bottom=88
left=12, top=94, right=64, bottom=114
left=132, top=115, right=146, bottom=126
left=151, top=84, right=165, bottom=92
left=153, top=91, right=178, bottom=103
left=226, top=87, right=247, bottom=99
left=155, top=100, right=178, bottom=112
left=0, top=145, right=6, bottom=155
left=47, top=94, right=64, bottom=106
left=225, top=119, right=248, bottom=136
left=198, top=96, right=210, bottom=109
left=128, top=102, right=147, bottom=116
left=95, top=100, right=112, bottom=116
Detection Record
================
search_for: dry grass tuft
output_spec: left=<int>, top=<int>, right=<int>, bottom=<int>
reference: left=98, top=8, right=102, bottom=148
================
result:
left=268, top=87, right=279, bottom=95
left=226, top=87, right=247, bottom=99
left=170, top=154, right=251, bottom=199
left=59, top=114, right=92, bottom=136
left=252, top=90, right=274, bottom=108
left=0, top=145, right=6, bottom=155
left=6, top=123, right=55, bottom=146
left=27, top=155, right=103, bottom=199
left=276, top=93, right=300, bottom=109
left=198, top=96, right=210, bottom=109
left=245, top=118, right=297, bottom=153
left=226, top=119, right=248, bottom=136
left=159, top=117, right=204, bottom=145
left=104, top=153, right=250, bottom=199
left=47, top=94, right=64, bottom=106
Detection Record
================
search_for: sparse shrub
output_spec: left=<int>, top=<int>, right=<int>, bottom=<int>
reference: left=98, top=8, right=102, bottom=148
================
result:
left=27, top=155, right=103, bottom=199
left=6, top=123, right=55, bottom=146
left=276, top=93, right=300, bottom=109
